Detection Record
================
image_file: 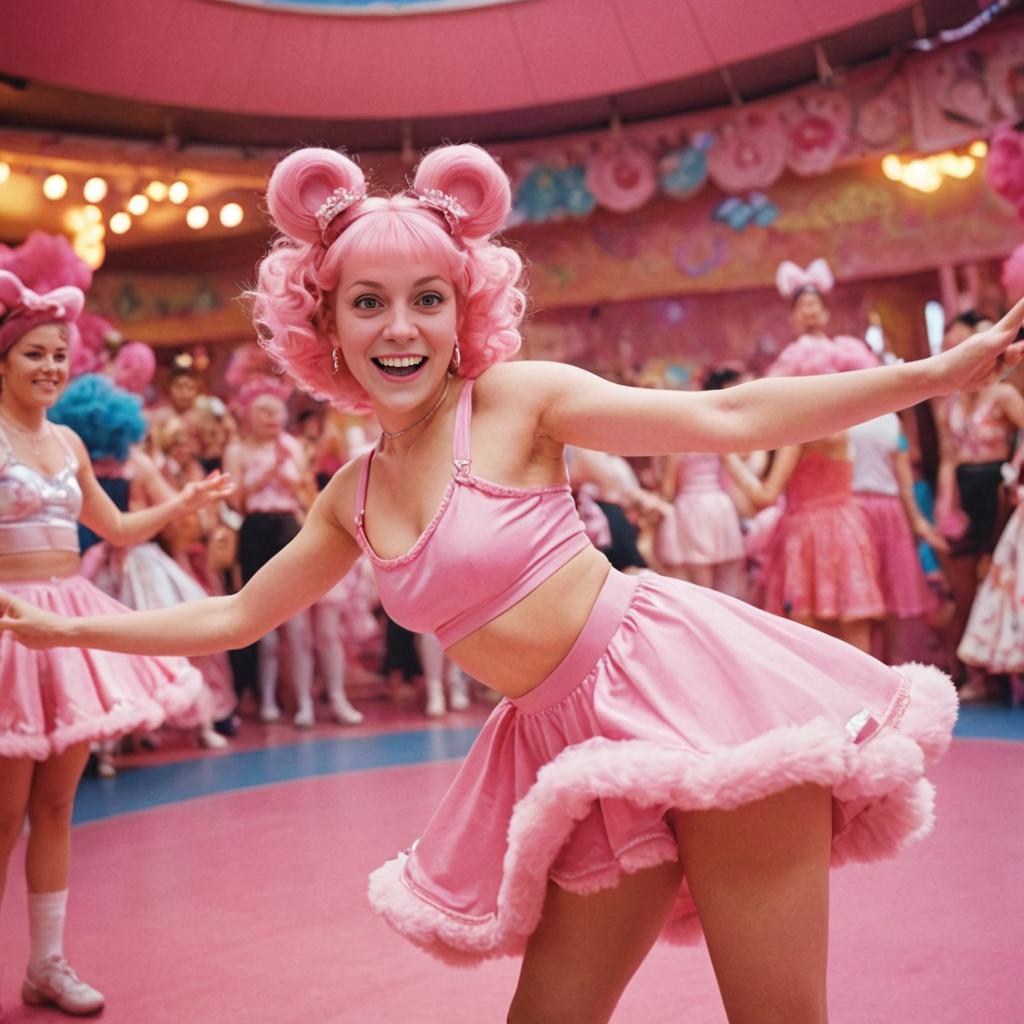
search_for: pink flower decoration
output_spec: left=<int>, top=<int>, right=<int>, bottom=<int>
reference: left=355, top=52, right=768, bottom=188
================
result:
left=585, top=143, right=658, bottom=214
left=707, top=110, right=788, bottom=192
left=1002, top=242, right=1024, bottom=300
left=784, top=94, right=851, bottom=177
left=986, top=126, right=1024, bottom=216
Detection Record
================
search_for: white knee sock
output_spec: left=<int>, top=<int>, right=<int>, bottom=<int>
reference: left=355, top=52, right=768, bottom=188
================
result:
left=28, top=889, right=67, bottom=969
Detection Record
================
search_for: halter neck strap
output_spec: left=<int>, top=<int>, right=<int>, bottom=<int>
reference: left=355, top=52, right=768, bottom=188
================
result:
left=452, top=379, right=474, bottom=467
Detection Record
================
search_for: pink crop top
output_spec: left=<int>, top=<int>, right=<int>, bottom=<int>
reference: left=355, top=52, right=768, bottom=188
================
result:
left=355, top=380, right=591, bottom=648
left=0, top=422, right=82, bottom=555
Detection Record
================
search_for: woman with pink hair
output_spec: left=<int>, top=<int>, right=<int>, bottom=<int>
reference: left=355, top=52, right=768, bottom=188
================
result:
left=1, top=145, right=1022, bottom=1022
left=0, top=269, right=230, bottom=1017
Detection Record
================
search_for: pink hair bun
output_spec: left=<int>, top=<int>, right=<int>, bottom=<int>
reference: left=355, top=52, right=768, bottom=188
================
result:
left=768, top=334, right=878, bottom=377
left=266, top=148, right=366, bottom=245
left=413, top=144, right=511, bottom=240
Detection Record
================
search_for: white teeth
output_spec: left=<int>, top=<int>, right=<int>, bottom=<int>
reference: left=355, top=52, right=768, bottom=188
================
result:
left=376, top=356, right=425, bottom=368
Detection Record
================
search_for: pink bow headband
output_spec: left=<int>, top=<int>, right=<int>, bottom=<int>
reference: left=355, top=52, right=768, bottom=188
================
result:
left=775, top=259, right=834, bottom=301
left=0, top=270, right=84, bottom=355
left=314, top=185, right=468, bottom=244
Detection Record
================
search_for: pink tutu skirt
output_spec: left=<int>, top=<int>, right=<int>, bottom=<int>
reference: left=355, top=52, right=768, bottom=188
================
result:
left=855, top=494, right=937, bottom=620
left=81, top=542, right=236, bottom=727
left=368, top=569, right=956, bottom=962
left=0, top=575, right=203, bottom=760
left=655, top=492, right=744, bottom=567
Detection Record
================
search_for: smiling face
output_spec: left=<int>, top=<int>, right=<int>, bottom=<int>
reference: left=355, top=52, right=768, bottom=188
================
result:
left=332, top=259, right=458, bottom=422
left=0, top=323, right=70, bottom=411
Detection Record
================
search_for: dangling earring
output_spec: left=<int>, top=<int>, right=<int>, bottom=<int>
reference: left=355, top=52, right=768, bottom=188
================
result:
left=331, top=348, right=341, bottom=375
left=449, top=338, right=461, bottom=375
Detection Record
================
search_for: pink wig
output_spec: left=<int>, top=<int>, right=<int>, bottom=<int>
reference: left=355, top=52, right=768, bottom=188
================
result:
left=232, top=375, right=292, bottom=425
left=0, top=231, right=92, bottom=295
left=251, top=144, right=526, bottom=413
left=768, top=334, right=879, bottom=377
left=225, top=342, right=279, bottom=391
left=112, top=341, right=157, bottom=395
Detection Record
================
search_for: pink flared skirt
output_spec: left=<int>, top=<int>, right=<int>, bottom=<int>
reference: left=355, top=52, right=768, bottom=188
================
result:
left=0, top=575, right=203, bottom=760
left=855, top=494, right=937, bottom=620
left=655, top=491, right=744, bottom=567
left=368, top=569, right=957, bottom=963
left=761, top=498, right=886, bottom=621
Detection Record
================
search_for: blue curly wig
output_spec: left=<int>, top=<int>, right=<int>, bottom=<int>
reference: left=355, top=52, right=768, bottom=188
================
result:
left=49, top=374, right=146, bottom=463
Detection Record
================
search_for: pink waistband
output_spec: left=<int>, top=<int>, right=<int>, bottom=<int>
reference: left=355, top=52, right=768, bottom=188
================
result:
left=0, top=524, right=80, bottom=556
left=510, top=568, right=639, bottom=715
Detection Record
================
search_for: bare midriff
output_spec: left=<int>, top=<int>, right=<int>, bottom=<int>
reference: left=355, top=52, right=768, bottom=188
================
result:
left=445, top=545, right=612, bottom=699
left=0, top=550, right=80, bottom=582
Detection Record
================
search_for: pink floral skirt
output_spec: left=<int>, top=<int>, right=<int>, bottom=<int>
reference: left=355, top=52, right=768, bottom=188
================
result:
left=0, top=575, right=203, bottom=760
left=761, top=497, right=885, bottom=621
left=368, top=569, right=956, bottom=963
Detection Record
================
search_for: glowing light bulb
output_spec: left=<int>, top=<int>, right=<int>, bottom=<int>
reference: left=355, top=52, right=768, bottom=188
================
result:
left=84, top=204, right=103, bottom=224
left=0, top=162, right=10, bottom=186
left=168, top=180, right=189, bottom=204
left=881, top=155, right=903, bottom=181
left=186, top=205, right=209, bottom=229
left=43, top=174, right=68, bottom=200
left=968, top=140, right=988, bottom=159
left=81, top=243, right=105, bottom=270
left=902, top=160, right=942, bottom=193
left=83, top=177, right=108, bottom=202
left=109, top=212, right=132, bottom=234
left=145, top=181, right=169, bottom=201
left=127, top=193, right=149, bottom=215
left=219, top=202, right=244, bottom=228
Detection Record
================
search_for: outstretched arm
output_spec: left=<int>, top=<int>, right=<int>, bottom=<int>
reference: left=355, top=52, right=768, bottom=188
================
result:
left=0, top=484, right=359, bottom=656
left=526, top=299, right=1024, bottom=456
left=68, top=429, right=234, bottom=547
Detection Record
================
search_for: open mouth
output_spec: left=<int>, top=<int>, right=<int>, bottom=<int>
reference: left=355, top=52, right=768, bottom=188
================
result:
left=372, top=355, right=427, bottom=378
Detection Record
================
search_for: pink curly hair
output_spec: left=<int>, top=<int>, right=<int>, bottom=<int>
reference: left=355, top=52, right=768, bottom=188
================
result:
left=232, top=375, right=292, bottom=425
left=251, top=144, right=525, bottom=413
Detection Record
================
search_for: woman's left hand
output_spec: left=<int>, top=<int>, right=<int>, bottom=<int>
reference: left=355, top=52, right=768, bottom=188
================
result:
left=0, top=592, right=71, bottom=650
left=178, top=471, right=235, bottom=515
left=932, top=297, right=1024, bottom=395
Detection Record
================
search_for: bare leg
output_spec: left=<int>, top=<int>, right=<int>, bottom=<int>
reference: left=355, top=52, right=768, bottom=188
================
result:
left=711, top=558, right=746, bottom=600
left=671, top=784, right=832, bottom=1024
left=0, top=757, right=35, bottom=905
left=24, top=743, right=90, bottom=894
left=836, top=619, right=871, bottom=654
left=313, top=603, right=364, bottom=725
left=682, top=563, right=714, bottom=589
left=258, top=628, right=282, bottom=722
left=937, top=552, right=979, bottom=681
left=508, top=859, right=683, bottom=1024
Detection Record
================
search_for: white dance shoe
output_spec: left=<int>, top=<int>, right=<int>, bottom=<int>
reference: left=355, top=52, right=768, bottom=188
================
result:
left=259, top=704, right=283, bottom=724
left=22, top=955, right=104, bottom=1015
left=198, top=727, right=229, bottom=750
left=330, top=695, right=365, bottom=726
left=293, top=705, right=315, bottom=729
left=447, top=670, right=471, bottom=712
left=424, top=679, right=446, bottom=718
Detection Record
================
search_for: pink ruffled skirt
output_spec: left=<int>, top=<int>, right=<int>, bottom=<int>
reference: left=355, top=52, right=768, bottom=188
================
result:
left=855, top=494, right=937, bottom=620
left=655, top=491, right=744, bottom=567
left=761, top=497, right=886, bottom=621
left=0, top=575, right=203, bottom=760
left=368, top=569, right=957, bottom=962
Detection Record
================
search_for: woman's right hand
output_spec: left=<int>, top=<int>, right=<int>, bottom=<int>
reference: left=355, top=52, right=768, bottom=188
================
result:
left=0, top=592, right=72, bottom=650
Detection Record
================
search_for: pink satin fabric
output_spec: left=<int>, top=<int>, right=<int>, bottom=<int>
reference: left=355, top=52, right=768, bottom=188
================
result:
left=355, top=380, right=590, bottom=648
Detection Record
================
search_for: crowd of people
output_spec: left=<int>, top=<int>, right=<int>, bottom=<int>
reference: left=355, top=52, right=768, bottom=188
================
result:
left=0, top=141, right=1021, bottom=1020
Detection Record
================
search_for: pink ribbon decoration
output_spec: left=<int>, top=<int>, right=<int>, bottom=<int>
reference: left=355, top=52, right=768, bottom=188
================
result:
left=0, top=270, right=85, bottom=354
left=774, top=258, right=834, bottom=299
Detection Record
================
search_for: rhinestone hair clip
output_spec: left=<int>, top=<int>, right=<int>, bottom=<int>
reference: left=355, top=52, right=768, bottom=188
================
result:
left=315, top=185, right=368, bottom=239
left=415, top=188, right=468, bottom=236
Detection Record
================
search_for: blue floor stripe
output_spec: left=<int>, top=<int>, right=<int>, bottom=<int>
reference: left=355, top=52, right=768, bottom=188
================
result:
left=73, top=727, right=480, bottom=825
left=73, top=706, right=1024, bottom=826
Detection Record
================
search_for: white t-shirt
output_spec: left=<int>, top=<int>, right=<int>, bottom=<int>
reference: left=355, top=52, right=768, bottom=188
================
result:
left=850, top=414, right=901, bottom=496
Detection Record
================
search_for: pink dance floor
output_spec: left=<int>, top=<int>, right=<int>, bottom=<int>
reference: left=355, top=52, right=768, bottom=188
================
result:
left=1, top=739, right=1022, bottom=1022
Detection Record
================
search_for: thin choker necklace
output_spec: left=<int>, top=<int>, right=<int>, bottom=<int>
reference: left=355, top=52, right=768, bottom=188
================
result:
left=379, top=377, right=451, bottom=442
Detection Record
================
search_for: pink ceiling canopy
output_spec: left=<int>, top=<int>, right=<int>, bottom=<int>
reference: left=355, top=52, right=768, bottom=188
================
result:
left=0, top=0, right=986, bottom=123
